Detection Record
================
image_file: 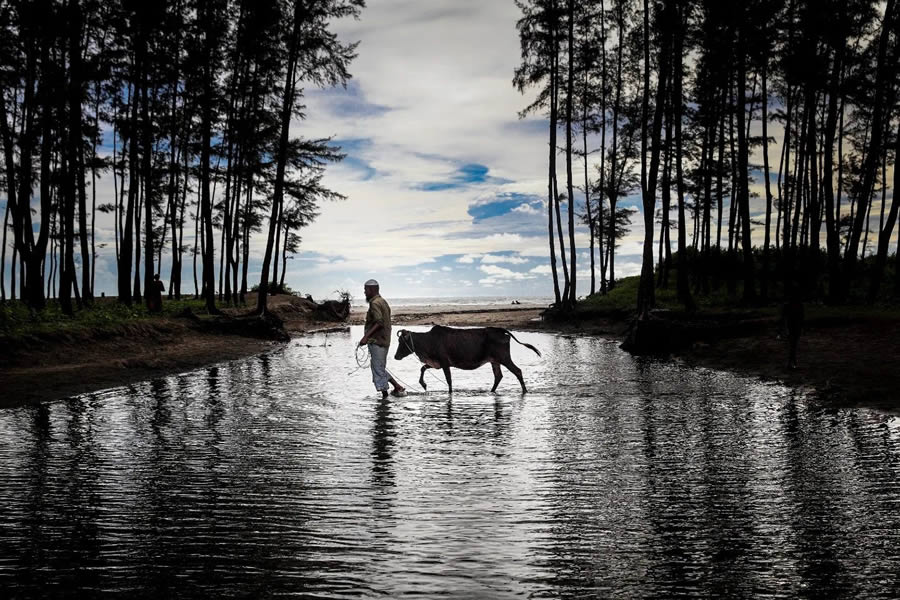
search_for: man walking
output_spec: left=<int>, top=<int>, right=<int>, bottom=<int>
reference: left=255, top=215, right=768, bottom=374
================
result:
left=358, top=279, right=406, bottom=398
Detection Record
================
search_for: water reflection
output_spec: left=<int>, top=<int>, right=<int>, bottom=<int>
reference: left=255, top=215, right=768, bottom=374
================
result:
left=371, top=395, right=395, bottom=490
left=0, top=328, right=899, bottom=598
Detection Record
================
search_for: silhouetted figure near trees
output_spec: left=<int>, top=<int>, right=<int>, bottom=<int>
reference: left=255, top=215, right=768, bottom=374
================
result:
left=148, top=274, right=165, bottom=313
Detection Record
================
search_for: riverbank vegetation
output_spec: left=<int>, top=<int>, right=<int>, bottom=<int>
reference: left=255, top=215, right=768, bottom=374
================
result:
left=0, top=0, right=363, bottom=318
left=580, top=249, right=900, bottom=315
left=0, top=296, right=210, bottom=342
left=515, top=0, right=900, bottom=316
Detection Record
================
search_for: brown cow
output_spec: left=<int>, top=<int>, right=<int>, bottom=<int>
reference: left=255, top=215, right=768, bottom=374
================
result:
left=394, top=326, right=541, bottom=393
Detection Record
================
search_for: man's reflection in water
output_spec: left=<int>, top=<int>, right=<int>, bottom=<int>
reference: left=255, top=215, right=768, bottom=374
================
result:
left=371, top=396, right=395, bottom=491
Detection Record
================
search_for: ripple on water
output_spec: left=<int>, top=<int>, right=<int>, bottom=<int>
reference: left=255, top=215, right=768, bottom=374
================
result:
left=1, top=327, right=899, bottom=598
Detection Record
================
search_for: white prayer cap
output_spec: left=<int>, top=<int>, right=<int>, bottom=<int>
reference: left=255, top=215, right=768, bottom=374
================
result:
left=364, top=279, right=379, bottom=287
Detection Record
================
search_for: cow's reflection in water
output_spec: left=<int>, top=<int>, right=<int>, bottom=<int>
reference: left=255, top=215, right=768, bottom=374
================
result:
left=394, top=326, right=541, bottom=393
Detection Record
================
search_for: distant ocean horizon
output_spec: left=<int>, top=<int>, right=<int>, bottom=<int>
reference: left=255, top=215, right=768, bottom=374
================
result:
left=349, top=295, right=554, bottom=310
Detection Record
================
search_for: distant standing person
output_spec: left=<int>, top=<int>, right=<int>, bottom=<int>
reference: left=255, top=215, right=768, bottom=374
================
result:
left=358, top=279, right=406, bottom=398
left=783, top=287, right=804, bottom=369
left=148, top=273, right=165, bottom=313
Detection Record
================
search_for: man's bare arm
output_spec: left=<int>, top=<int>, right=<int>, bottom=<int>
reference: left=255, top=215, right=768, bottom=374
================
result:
left=359, top=322, right=382, bottom=346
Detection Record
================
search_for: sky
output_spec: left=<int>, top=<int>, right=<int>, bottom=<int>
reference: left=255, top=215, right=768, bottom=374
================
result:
left=1, top=0, right=895, bottom=302
left=290, top=0, right=608, bottom=301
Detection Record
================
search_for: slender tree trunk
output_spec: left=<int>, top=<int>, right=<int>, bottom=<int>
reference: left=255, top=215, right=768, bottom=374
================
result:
left=844, top=0, right=895, bottom=295
left=119, top=70, right=138, bottom=304
left=582, top=88, right=595, bottom=296
left=862, top=195, right=873, bottom=257
left=715, top=92, right=726, bottom=253
left=658, top=90, right=672, bottom=288
left=805, top=90, right=820, bottom=257
left=140, top=46, right=155, bottom=310
left=895, top=214, right=900, bottom=296
left=21, top=31, right=52, bottom=310
left=673, top=2, right=692, bottom=310
left=546, top=9, right=561, bottom=306
left=199, top=2, right=220, bottom=314
left=193, top=187, right=200, bottom=298
left=257, top=1, right=302, bottom=314
left=68, top=0, right=90, bottom=305
left=564, top=0, right=576, bottom=307
left=112, top=102, right=121, bottom=264
left=552, top=32, right=569, bottom=303
left=272, top=190, right=283, bottom=289
left=607, top=2, right=624, bottom=291
left=869, top=119, right=900, bottom=301
left=47, top=210, right=55, bottom=299
left=90, top=89, right=99, bottom=297
left=279, top=210, right=289, bottom=289
left=761, top=59, right=774, bottom=300
left=598, top=0, right=607, bottom=294
left=790, top=106, right=806, bottom=254
left=701, top=101, right=716, bottom=255
left=174, top=145, right=189, bottom=300
left=726, top=80, right=739, bottom=297
left=60, top=108, right=77, bottom=315
left=637, top=0, right=671, bottom=315
left=166, top=34, right=182, bottom=300
left=781, top=88, right=794, bottom=258
left=822, top=28, right=845, bottom=303
left=638, top=0, right=651, bottom=314
left=10, top=243, right=16, bottom=301
left=836, top=93, right=845, bottom=230
left=0, top=201, right=7, bottom=301
left=775, top=113, right=787, bottom=252
left=547, top=51, right=561, bottom=304
left=240, top=177, right=252, bottom=301
left=134, top=180, right=142, bottom=300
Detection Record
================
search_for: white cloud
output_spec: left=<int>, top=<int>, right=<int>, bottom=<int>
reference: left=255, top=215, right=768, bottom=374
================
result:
left=457, top=253, right=482, bottom=264
left=512, top=203, right=540, bottom=215
left=479, top=264, right=535, bottom=281
left=481, top=254, right=530, bottom=264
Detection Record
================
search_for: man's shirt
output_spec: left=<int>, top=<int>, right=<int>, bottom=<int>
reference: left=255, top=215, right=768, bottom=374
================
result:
left=365, top=294, right=392, bottom=347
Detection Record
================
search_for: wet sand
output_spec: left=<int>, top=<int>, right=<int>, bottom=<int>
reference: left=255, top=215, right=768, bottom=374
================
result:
left=1, top=293, right=897, bottom=411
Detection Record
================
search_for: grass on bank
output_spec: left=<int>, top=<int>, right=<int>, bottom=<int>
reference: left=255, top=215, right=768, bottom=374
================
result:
left=0, top=296, right=214, bottom=340
left=577, top=272, right=900, bottom=323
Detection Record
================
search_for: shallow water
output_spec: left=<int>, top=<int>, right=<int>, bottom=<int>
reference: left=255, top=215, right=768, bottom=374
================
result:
left=1, top=327, right=899, bottom=599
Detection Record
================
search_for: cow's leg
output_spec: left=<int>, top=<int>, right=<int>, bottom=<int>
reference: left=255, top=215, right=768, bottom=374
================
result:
left=491, top=363, right=503, bottom=392
left=419, top=365, right=429, bottom=390
left=502, top=358, right=526, bottom=393
left=441, top=363, right=453, bottom=394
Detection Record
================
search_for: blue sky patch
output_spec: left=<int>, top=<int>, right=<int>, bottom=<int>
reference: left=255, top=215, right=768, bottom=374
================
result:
left=334, top=138, right=377, bottom=180
left=341, top=156, right=377, bottom=180
left=310, top=81, right=392, bottom=119
left=468, top=199, right=523, bottom=221
left=416, top=163, right=512, bottom=191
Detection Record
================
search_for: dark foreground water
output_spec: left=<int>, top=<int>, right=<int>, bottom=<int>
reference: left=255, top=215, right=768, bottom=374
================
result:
left=1, top=328, right=899, bottom=599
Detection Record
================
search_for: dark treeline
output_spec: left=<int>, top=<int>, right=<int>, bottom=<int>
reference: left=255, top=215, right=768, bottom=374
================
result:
left=0, top=0, right=363, bottom=315
left=516, top=0, right=900, bottom=313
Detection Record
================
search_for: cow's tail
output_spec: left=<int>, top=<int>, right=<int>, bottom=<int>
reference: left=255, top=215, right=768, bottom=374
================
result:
left=503, top=329, right=541, bottom=357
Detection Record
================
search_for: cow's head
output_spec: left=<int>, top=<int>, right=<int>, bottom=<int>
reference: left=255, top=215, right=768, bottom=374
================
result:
left=394, top=329, right=414, bottom=360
